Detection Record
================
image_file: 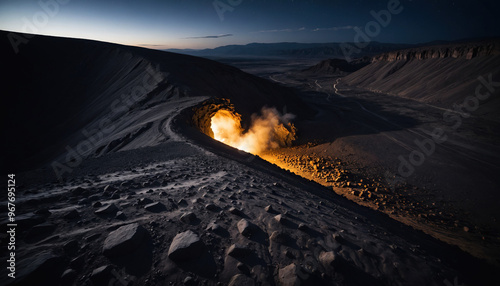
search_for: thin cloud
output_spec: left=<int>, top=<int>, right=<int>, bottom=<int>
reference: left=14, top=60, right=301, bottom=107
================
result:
left=312, top=26, right=357, bottom=32
left=184, top=34, right=233, bottom=39
left=253, top=26, right=355, bottom=33
left=256, top=28, right=294, bottom=33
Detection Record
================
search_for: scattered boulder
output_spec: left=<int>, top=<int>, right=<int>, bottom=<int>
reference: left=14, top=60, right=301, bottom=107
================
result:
left=60, top=269, right=77, bottom=284
left=15, top=250, right=65, bottom=285
left=64, top=208, right=80, bottom=220
left=205, top=203, right=220, bottom=211
left=274, top=214, right=288, bottom=224
left=168, top=230, right=205, bottom=262
left=138, top=198, right=154, bottom=205
left=265, top=205, right=276, bottom=213
left=183, top=276, right=196, bottom=285
left=227, top=244, right=253, bottom=258
left=279, top=263, right=309, bottom=286
left=237, top=219, right=256, bottom=237
left=115, top=211, right=126, bottom=220
left=298, top=223, right=308, bottom=231
left=180, top=212, right=197, bottom=224
left=144, top=202, right=166, bottom=212
left=206, top=222, right=224, bottom=233
left=71, top=187, right=86, bottom=196
left=102, top=223, right=147, bottom=257
left=90, top=265, right=113, bottom=285
left=270, top=231, right=288, bottom=244
left=228, top=274, right=255, bottom=286
left=229, top=207, right=243, bottom=216
left=94, top=203, right=118, bottom=216
left=319, top=251, right=337, bottom=267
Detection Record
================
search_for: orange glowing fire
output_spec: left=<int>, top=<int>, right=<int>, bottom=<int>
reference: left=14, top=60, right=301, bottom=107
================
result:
left=210, top=107, right=296, bottom=155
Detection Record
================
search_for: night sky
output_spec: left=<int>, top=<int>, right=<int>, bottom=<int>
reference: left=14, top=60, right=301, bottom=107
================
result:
left=0, top=0, right=499, bottom=49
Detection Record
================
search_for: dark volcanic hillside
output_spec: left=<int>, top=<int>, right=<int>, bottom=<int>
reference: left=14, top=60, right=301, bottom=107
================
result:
left=302, top=57, right=370, bottom=75
left=1, top=31, right=312, bottom=173
left=341, top=39, right=500, bottom=121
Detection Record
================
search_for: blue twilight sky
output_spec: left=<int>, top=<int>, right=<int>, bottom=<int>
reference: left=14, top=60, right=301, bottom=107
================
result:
left=0, top=0, right=499, bottom=49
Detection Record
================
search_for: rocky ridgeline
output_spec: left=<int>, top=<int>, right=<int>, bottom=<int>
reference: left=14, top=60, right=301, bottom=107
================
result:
left=372, top=39, right=500, bottom=62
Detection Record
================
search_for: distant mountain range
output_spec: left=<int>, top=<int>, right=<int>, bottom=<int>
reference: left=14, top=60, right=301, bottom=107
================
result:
left=166, top=42, right=416, bottom=59
left=165, top=38, right=500, bottom=60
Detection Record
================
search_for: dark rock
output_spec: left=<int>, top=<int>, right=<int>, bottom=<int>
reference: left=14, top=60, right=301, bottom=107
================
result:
left=279, top=263, right=308, bottom=286
left=274, top=214, right=288, bottom=224
left=298, top=223, right=308, bottom=231
left=71, top=187, right=86, bottom=196
left=138, top=197, right=154, bottom=205
left=265, top=205, right=276, bottom=213
left=236, top=262, right=250, bottom=274
left=270, top=231, right=288, bottom=244
left=15, top=250, right=65, bottom=285
left=229, top=207, right=242, bottom=216
left=237, top=219, right=256, bottom=237
left=228, top=274, right=255, bottom=286
left=205, top=203, right=220, bottom=211
left=144, top=202, right=166, bottom=212
left=319, top=251, right=337, bottom=267
left=70, top=256, right=85, bottom=270
left=180, top=212, right=197, bottom=224
left=227, top=244, right=252, bottom=258
left=102, top=223, right=147, bottom=257
left=115, top=211, right=126, bottom=220
left=60, top=269, right=77, bottom=284
left=64, top=208, right=80, bottom=220
left=184, top=276, right=195, bottom=285
left=168, top=230, right=204, bottom=262
left=91, top=265, right=113, bottom=285
left=94, top=203, right=119, bottom=216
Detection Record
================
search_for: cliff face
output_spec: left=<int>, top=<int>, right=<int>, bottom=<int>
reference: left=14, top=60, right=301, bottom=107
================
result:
left=342, top=39, right=500, bottom=121
left=371, top=40, right=500, bottom=62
